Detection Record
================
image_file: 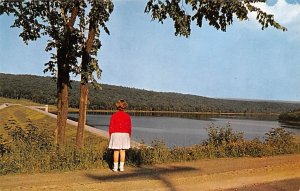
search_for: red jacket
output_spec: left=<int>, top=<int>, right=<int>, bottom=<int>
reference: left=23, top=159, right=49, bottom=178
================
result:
left=109, top=110, right=132, bottom=136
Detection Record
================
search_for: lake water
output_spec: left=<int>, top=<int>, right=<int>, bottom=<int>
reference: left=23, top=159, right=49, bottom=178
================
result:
left=68, top=113, right=300, bottom=147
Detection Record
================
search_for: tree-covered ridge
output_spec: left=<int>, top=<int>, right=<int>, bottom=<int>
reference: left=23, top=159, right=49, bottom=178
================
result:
left=1, top=73, right=299, bottom=113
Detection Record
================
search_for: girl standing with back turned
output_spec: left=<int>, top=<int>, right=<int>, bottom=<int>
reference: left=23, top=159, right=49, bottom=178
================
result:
left=108, top=99, right=132, bottom=172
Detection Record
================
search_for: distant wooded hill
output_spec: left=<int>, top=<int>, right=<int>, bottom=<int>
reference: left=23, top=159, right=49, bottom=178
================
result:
left=1, top=73, right=299, bottom=113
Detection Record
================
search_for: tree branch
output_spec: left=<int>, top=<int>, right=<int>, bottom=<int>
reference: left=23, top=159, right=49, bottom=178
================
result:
left=68, top=0, right=80, bottom=28
left=58, top=0, right=68, bottom=25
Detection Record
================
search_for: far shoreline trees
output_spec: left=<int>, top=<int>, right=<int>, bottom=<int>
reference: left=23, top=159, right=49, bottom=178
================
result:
left=1, top=73, right=299, bottom=115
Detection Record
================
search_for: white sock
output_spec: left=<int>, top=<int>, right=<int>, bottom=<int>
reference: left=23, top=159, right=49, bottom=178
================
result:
left=113, top=162, right=118, bottom=171
left=119, top=162, right=125, bottom=171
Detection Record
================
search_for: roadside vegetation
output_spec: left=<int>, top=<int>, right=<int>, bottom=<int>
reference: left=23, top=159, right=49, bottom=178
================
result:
left=0, top=105, right=108, bottom=175
left=1, top=105, right=299, bottom=175
left=126, top=126, right=299, bottom=166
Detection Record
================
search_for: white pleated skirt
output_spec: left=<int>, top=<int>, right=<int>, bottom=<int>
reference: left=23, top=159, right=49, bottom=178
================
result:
left=108, top=133, right=131, bottom=150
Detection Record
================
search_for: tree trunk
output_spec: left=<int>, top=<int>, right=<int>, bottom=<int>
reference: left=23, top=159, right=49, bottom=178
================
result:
left=76, top=82, right=88, bottom=148
left=56, top=80, right=68, bottom=146
left=54, top=2, right=79, bottom=146
left=56, top=48, right=70, bottom=146
left=75, top=48, right=90, bottom=148
left=76, top=23, right=96, bottom=148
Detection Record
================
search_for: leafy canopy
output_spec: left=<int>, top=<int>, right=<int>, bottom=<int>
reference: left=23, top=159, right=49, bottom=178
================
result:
left=0, top=0, right=113, bottom=86
left=145, top=0, right=287, bottom=37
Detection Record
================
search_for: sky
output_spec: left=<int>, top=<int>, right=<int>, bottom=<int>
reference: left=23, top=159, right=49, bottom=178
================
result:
left=0, top=0, right=300, bottom=102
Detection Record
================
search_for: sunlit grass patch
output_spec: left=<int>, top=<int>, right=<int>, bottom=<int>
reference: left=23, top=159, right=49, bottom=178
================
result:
left=0, top=97, right=78, bottom=113
left=0, top=105, right=55, bottom=134
left=0, top=97, right=42, bottom=106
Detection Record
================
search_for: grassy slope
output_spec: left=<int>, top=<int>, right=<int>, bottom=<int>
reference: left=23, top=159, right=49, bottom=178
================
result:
left=0, top=104, right=107, bottom=146
left=0, top=97, right=77, bottom=112
left=0, top=97, right=42, bottom=106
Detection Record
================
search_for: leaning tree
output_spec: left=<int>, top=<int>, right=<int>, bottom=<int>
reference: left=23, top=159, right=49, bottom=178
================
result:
left=0, top=0, right=113, bottom=147
left=0, top=1, right=81, bottom=146
left=76, top=0, right=113, bottom=148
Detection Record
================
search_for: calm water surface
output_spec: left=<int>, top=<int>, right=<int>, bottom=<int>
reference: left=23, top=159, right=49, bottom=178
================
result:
left=68, top=113, right=300, bottom=147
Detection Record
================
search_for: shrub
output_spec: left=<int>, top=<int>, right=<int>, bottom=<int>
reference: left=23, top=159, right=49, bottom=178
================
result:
left=199, top=126, right=298, bottom=158
left=242, top=138, right=268, bottom=157
left=129, top=139, right=171, bottom=165
left=204, top=124, right=244, bottom=148
left=0, top=120, right=106, bottom=175
left=264, top=127, right=296, bottom=155
left=125, top=126, right=298, bottom=167
left=170, top=146, right=198, bottom=162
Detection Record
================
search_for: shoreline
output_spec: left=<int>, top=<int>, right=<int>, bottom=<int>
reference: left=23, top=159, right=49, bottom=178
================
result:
left=50, top=109, right=280, bottom=116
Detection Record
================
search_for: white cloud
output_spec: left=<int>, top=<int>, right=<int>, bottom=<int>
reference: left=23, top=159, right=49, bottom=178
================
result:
left=246, top=0, right=300, bottom=40
left=254, top=0, right=300, bottom=24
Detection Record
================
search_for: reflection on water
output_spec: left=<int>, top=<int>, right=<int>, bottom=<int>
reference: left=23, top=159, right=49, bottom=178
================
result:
left=279, top=121, right=300, bottom=129
left=68, top=113, right=300, bottom=147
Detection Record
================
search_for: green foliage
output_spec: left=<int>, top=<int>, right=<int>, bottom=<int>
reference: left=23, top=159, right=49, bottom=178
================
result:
left=126, top=140, right=169, bottom=165
left=0, top=119, right=105, bottom=175
left=126, top=126, right=298, bottom=165
left=204, top=124, right=244, bottom=147
left=0, top=0, right=114, bottom=87
left=265, top=127, right=296, bottom=154
left=145, top=0, right=287, bottom=37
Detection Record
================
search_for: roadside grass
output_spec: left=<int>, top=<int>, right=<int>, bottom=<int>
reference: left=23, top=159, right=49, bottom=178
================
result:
left=0, top=97, right=42, bottom=106
left=0, top=105, right=108, bottom=175
left=0, top=103, right=299, bottom=175
left=0, top=97, right=77, bottom=112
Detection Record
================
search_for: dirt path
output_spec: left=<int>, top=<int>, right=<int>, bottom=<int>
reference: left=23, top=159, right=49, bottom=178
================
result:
left=0, top=154, right=299, bottom=191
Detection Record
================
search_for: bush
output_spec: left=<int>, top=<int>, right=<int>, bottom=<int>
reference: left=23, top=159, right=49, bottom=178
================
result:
left=0, top=119, right=106, bottom=175
left=204, top=124, right=244, bottom=147
left=264, top=127, right=296, bottom=154
left=127, top=139, right=170, bottom=165
left=126, top=126, right=298, bottom=166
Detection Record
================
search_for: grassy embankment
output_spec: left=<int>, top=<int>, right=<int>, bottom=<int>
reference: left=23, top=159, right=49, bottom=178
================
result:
left=0, top=97, right=77, bottom=112
left=1, top=97, right=300, bottom=175
left=0, top=101, right=108, bottom=175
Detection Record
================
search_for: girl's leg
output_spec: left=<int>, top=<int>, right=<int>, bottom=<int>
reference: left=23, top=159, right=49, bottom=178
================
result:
left=113, top=150, right=120, bottom=171
left=119, top=149, right=126, bottom=171
left=120, top=149, right=126, bottom=162
left=114, top=150, right=120, bottom=163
